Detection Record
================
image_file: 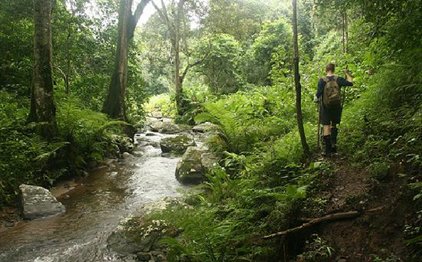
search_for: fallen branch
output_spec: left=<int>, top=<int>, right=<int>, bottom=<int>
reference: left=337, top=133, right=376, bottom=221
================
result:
left=263, top=211, right=359, bottom=239
left=298, top=206, right=385, bottom=223
left=263, top=206, right=384, bottom=239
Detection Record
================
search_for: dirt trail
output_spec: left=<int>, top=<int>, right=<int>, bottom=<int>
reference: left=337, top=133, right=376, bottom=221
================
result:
left=305, top=156, right=415, bottom=261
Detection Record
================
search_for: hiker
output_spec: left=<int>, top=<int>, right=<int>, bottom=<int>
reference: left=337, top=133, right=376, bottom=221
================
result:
left=315, top=63, right=353, bottom=156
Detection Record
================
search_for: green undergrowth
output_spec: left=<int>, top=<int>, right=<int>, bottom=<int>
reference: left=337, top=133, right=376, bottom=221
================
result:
left=0, top=91, right=130, bottom=207
left=148, top=166, right=319, bottom=261
left=339, top=51, right=422, bottom=257
left=133, top=86, right=323, bottom=261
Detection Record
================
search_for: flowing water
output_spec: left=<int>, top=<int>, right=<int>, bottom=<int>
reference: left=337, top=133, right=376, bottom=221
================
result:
left=0, top=131, right=188, bottom=262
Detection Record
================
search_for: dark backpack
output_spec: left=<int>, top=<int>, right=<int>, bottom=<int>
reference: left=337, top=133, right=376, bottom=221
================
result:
left=322, top=76, right=341, bottom=108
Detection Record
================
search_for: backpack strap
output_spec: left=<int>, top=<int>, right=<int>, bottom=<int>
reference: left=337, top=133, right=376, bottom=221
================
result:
left=323, top=76, right=338, bottom=82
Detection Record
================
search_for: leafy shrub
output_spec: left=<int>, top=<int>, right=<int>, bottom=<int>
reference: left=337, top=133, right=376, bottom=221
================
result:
left=144, top=93, right=177, bottom=118
left=0, top=91, right=67, bottom=203
left=341, top=63, right=422, bottom=174
left=57, top=98, right=126, bottom=165
left=297, top=234, right=334, bottom=262
left=194, top=86, right=300, bottom=154
left=0, top=92, right=128, bottom=206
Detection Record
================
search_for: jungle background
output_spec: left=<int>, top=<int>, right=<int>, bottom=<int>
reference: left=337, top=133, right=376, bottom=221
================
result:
left=0, top=0, right=421, bottom=260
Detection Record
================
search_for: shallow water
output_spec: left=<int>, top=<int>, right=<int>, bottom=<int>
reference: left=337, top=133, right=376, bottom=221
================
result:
left=0, top=132, right=188, bottom=262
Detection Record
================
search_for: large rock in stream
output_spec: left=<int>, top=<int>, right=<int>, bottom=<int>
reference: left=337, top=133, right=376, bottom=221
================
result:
left=107, top=219, right=178, bottom=261
left=147, top=117, right=190, bottom=134
left=19, top=184, right=66, bottom=220
left=175, top=146, right=220, bottom=184
left=160, top=134, right=195, bottom=155
left=192, top=122, right=220, bottom=133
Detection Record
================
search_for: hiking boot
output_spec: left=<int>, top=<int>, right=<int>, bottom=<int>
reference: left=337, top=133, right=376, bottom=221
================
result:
left=322, top=135, right=332, bottom=156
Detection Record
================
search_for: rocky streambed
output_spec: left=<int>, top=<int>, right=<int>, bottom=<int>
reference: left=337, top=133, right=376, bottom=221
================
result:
left=0, top=118, right=221, bottom=262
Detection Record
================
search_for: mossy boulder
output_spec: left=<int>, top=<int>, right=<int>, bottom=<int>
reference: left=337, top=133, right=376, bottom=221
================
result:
left=175, top=147, right=220, bottom=184
left=107, top=218, right=179, bottom=261
left=176, top=147, right=204, bottom=184
left=192, top=122, right=220, bottom=133
left=160, top=134, right=195, bottom=155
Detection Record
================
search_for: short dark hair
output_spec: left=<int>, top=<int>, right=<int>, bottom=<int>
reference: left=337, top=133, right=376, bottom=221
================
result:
left=326, top=63, right=335, bottom=72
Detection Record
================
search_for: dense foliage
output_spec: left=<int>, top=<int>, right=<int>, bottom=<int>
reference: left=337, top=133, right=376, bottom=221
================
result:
left=139, top=0, right=421, bottom=260
left=1, top=0, right=421, bottom=260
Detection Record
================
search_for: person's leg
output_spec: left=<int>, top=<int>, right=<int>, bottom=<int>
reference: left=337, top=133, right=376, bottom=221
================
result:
left=321, top=106, right=332, bottom=156
left=331, top=107, right=342, bottom=153
left=323, top=124, right=332, bottom=155
left=331, top=124, right=338, bottom=153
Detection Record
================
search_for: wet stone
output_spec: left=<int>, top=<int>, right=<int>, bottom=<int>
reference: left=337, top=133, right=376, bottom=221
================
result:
left=160, top=134, right=195, bottom=155
left=19, top=184, right=66, bottom=220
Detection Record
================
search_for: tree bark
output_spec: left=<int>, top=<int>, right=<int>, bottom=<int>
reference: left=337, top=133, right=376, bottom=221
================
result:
left=103, top=0, right=150, bottom=120
left=174, top=0, right=185, bottom=116
left=152, top=0, right=187, bottom=116
left=292, top=0, right=310, bottom=156
left=342, top=11, right=348, bottom=54
left=28, top=0, right=58, bottom=139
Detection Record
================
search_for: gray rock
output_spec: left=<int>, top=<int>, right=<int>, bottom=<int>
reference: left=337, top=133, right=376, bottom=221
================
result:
left=108, top=219, right=177, bottom=257
left=176, top=147, right=205, bottom=184
left=19, top=184, right=66, bottom=220
left=201, top=152, right=220, bottom=171
left=132, top=151, right=143, bottom=157
left=160, top=134, right=195, bottom=155
left=192, top=122, right=219, bottom=133
left=123, top=152, right=134, bottom=159
left=107, top=231, right=143, bottom=255
left=159, top=122, right=182, bottom=134
left=151, top=111, right=163, bottom=118
left=104, top=158, right=117, bottom=166
left=150, top=121, right=164, bottom=132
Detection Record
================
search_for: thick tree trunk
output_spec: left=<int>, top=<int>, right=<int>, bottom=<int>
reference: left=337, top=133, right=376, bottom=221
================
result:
left=292, top=0, right=310, bottom=156
left=103, top=0, right=150, bottom=120
left=28, top=0, right=58, bottom=139
left=102, top=0, right=132, bottom=120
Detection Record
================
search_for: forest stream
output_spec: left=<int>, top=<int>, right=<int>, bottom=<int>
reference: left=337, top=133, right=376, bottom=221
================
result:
left=0, top=130, right=189, bottom=262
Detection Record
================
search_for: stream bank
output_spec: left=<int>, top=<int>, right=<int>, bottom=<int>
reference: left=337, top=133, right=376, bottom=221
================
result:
left=0, top=124, right=190, bottom=262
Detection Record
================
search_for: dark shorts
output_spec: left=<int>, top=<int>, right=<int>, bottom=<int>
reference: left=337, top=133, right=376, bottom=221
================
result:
left=320, top=105, right=342, bottom=125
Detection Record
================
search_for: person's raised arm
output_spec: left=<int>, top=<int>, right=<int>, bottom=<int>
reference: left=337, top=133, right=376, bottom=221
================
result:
left=343, top=69, right=353, bottom=83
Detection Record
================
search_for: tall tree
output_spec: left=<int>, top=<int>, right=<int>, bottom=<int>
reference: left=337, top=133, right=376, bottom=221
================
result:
left=102, top=0, right=150, bottom=120
left=151, top=0, right=192, bottom=116
left=292, top=0, right=310, bottom=156
left=28, top=0, right=58, bottom=139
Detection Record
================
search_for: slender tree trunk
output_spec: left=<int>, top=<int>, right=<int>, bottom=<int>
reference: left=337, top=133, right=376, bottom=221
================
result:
left=344, top=11, right=348, bottom=53
left=174, top=34, right=183, bottom=115
left=103, top=0, right=150, bottom=120
left=292, top=0, right=310, bottom=156
left=28, top=0, right=57, bottom=139
left=65, top=27, right=71, bottom=95
left=152, top=0, right=186, bottom=116
left=342, top=11, right=348, bottom=54
left=174, top=0, right=185, bottom=116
